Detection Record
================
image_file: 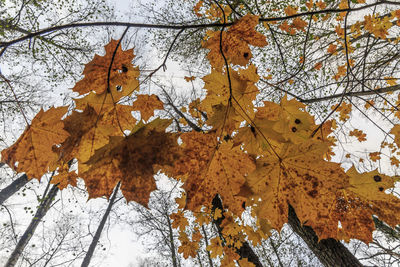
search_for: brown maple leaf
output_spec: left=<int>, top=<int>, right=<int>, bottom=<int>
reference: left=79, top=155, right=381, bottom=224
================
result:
left=82, top=119, right=179, bottom=206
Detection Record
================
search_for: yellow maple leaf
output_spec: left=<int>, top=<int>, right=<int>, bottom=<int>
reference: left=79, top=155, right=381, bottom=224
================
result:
left=247, top=140, right=348, bottom=233
left=316, top=1, right=326, bottom=9
left=333, top=65, right=347, bottom=80
left=327, top=44, right=337, bottom=55
left=292, top=17, right=308, bottom=31
left=314, top=62, right=323, bottom=70
left=51, top=165, right=78, bottom=190
left=170, top=211, right=189, bottom=230
left=333, top=167, right=400, bottom=242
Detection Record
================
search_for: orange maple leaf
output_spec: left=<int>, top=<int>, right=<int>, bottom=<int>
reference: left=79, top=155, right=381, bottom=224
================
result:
left=284, top=6, right=298, bottom=16
left=349, top=129, right=367, bottom=142
left=132, top=94, right=164, bottom=121
left=1, top=107, right=69, bottom=179
left=202, top=14, right=267, bottom=68
left=166, top=132, right=255, bottom=216
left=72, top=39, right=140, bottom=96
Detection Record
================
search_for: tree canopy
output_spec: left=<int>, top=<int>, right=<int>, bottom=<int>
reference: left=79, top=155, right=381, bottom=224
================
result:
left=2, top=0, right=400, bottom=266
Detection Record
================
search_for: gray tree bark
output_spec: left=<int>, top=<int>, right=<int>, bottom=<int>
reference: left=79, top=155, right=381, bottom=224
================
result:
left=5, top=183, right=59, bottom=267
left=0, top=174, right=29, bottom=205
left=288, top=205, right=364, bottom=267
left=81, top=182, right=120, bottom=267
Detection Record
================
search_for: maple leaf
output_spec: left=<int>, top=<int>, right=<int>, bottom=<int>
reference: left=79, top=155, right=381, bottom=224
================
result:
left=246, top=140, right=348, bottom=233
left=390, top=125, right=400, bottom=147
left=1, top=107, right=69, bottom=179
left=369, top=152, right=381, bottom=162
left=384, top=76, right=397, bottom=86
left=166, top=132, right=255, bottom=215
left=314, top=62, right=323, bottom=70
left=170, top=211, right=189, bottom=230
left=327, top=44, right=337, bottom=55
left=51, top=164, right=78, bottom=190
left=200, top=65, right=259, bottom=130
left=207, top=237, right=224, bottom=258
left=81, top=119, right=179, bottom=206
left=202, top=14, right=267, bottom=68
left=328, top=167, right=400, bottom=242
left=57, top=104, right=136, bottom=175
left=132, top=94, right=164, bottom=121
left=284, top=6, right=298, bottom=16
left=349, top=129, right=367, bottom=142
left=178, top=231, right=199, bottom=259
left=291, top=18, right=308, bottom=31
left=184, top=76, right=196, bottom=82
left=72, top=39, right=140, bottom=96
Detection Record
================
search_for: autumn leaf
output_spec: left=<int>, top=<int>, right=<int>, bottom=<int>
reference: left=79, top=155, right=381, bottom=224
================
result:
left=178, top=231, right=199, bottom=259
left=81, top=119, right=180, bottom=205
left=349, top=129, right=367, bottom=142
left=390, top=124, right=400, bottom=147
left=202, top=14, right=267, bottom=68
left=284, top=6, right=297, bottom=16
left=314, top=62, right=323, bottom=70
left=184, top=76, right=196, bottom=82
left=291, top=18, right=308, bottom=31
left=247, top=140, right=348, bottom=233
left=369, top=152, right=381, bottom=162
left=207, top=237, right=224, bottom=258
left=327, top=44, right=337, bottom=54
left=170, top=211, right=189, bottom=230
left=384, top=76, right=397, bottom=86
left=166, top=132, right=255, bottom=215
left=331, top=167, right=400, bottom=242
left=1, top=107, right=69, bottom=179
left=132, top=94, right=164, bottom=121
left=51, top=164, right=78, bottom=190
left=200, top=65, right=259, bottom=130
left=72, top=39, right=140, bottom=96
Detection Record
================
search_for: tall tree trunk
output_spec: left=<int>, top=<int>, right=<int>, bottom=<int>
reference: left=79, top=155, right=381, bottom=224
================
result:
left=166, top=212, right=178, bottom=267
left=211, top=195, right=263, bottom=267
left=5, top=183, right=59, bottom=267
left=81, top=182, right=120, bottom=267
left=287, top=205, right=364, bottom=267
left=0, top=174, right=29, bottom=205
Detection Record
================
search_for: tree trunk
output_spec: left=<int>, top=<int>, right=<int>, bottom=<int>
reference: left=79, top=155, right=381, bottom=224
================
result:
left=81, top=182, right=120, bottom=267
left=5, top=183, right=59, bottom=267
left=0, top=174, right=29, bottom=205
left=166, top=212, right=178, bottom=267
left=211, top=195, right=263, bottom=267
left=287, top=205, right=364, bottom=267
